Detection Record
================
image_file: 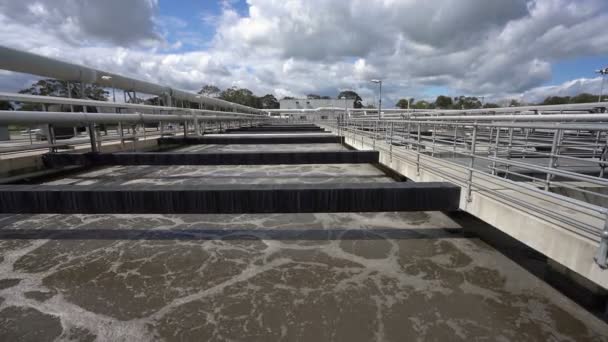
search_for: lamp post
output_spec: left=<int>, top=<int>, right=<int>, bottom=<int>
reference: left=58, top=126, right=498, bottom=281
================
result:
left=597, top=68, right=608, bottom=103
left=371, top=79, right=382, bottom=118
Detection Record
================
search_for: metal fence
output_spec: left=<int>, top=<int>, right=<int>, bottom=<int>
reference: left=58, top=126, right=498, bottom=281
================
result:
left=321, top=107, right=608, bottom=267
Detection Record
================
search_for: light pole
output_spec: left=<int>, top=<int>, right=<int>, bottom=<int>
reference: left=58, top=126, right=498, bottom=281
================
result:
left=371, top=79, right=382, bottom=117
left=597, top=67, right=608, bottom=103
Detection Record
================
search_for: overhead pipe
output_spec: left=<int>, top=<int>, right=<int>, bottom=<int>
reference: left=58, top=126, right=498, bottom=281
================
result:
left=0, top=110, right=253, bottom=125
left=0, top=45, right=262, bottom=114
left=0, top=92, right=267, bottom=119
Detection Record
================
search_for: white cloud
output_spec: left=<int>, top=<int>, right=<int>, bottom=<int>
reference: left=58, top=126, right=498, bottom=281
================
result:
left=0, top=0, right=607, bottom=106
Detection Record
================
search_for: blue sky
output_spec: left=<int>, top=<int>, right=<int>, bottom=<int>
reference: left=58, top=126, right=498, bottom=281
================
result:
left=0, top=0, right=607, bottom=105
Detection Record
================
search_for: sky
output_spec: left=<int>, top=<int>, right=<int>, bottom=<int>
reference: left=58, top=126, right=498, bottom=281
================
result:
left=0, top=0, right=607, bottom=107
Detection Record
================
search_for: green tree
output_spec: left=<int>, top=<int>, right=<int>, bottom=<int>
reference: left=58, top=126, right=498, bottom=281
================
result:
left=412, top=100, right=431, bottom=109
left=571, top=93, right=597, bottom=103
left=453, top=96, right=482, bottom=109
left=542, top=96, right=570, bottom=105
left=395, top=99, right=413, bottom=109
left=509, top=99, right=521, bottom=107
left=220, top=87, right=262, bottom=108
left=336, top=90, right=363, bottom=108
left=0, top=101, right=13, bottom=110
left=435, top=95, right=453, bottom=109
left=18, top=79, right=108, bottom=111
left=483, top=103, right=500, bottom=108
left=259, top=94, right=279, bottom=109
left=198, top=84, right=221, bottom=98
left=307, top=94, right=321, bottom=99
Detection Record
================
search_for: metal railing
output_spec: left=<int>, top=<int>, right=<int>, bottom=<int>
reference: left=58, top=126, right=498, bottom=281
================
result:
left=0, top=92, right=271, bottom=154
left=322, top=109, right=608, bottom=268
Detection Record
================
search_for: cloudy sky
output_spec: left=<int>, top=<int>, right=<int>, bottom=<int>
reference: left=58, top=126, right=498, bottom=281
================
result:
left=0, top=0, right=607, bottom=106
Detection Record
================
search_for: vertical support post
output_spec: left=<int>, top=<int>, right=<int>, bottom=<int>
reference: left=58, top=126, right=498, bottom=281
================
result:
left=431, top=124, right=436, bottom=157
left=594, top=212, right=608, bottom=269
left=389, top=121, right=394, bottom=163
left=466, top=125, right=478, bottom=202
left=491, top=127, right=501, bottom=176
left=453, top=124, right=458, bottom=155
left=416, top=123, right=422, bottom=176
left=545, top=129, right=562, bottom=191
left=505, top=128, right=514, bottom=178
left=593, top=131, right=601, bottom=159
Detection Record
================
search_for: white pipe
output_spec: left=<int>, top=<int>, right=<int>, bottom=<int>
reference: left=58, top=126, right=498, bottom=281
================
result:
left=0, top=92, right=267, bottom=119
left=0, top=110, right=254, bottom=125
left=0, top=45, right=262, bottom=114
left=407, top=113, right=608, bottom=121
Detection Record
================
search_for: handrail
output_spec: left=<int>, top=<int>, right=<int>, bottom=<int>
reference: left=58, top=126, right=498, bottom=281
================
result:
left=0, top=45, right=264, bottom=114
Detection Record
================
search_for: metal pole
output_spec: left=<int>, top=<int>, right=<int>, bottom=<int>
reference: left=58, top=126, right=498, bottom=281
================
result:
left=379, top=81, right=382, bottom=118
left=545, top=129, right=562, bottom=191
left=600, top=72, right=606, bottom=103
left=594, top=212, right=608, bottom=269
left=491, top=127, right=501, bottom=175
left=416, top=123, right=421, bottom=176
left=389, top=121, right=394, bottom=162
left=466, top=125, right=478, bottom=202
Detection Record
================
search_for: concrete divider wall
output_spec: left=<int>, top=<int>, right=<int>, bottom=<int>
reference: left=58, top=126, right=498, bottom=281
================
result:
left=0, top=182, right=461, bottom=214
left=42, top=151, right=380, bottom=167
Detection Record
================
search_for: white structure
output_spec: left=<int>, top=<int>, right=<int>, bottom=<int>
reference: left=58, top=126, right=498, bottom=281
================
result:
left=278, top=98, right=355, bottom=122
left=280, top=98, right=355, bottom=110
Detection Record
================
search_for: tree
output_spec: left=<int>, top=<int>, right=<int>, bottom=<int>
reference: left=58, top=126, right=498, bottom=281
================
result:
left=571, top=93, right=597, bottom=103
left=412, top=100, right=431, bottom=109
left=396, top=98, right=414, bottom=109
left=281, top=96, right=295, bottom=100
left=307, top=94, right=321, bottom=99
left=18, top=79, right=108, bottom=111
left=453, top=96, right=482, bottom=109
left=220, top=87, right=262, bottom=108
left=320, top=95, right=331, bottom=100
left=435, top=95, right=453, bottom=109
left=509, top=99, right=521, bottom=107
left=259, top=94, right=279, bottom=109
left=198, top=84, right=221, bottom=98
left=542, top=96, right=570, bottom=105
left=0, top=101, right=13, bottom=110
left=483, top=103, right=500, bottom=108
left=336, top=91, right=363, bottom=108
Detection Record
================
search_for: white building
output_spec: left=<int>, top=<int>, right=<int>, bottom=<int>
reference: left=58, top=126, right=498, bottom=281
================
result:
left=280, top=98, right=355, bottom=110
left=278, top=98, right=355, bottom=122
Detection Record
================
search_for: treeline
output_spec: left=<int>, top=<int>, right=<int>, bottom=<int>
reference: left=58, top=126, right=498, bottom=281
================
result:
left=198, top=85, right=367, bottom=109
left=396, top=93, right=604, bottom=110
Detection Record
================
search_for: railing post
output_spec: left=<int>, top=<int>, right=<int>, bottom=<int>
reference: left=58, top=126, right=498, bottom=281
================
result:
left=453, top=124, right=458, bottom=155
left=373, top=120, right=377, bottom=150
left=389, top=121, right=394, bottom=162
left=431, top=124, right=436, bottom=157
left=595, top=212, right=608, bottom=269
left=491, top=126, right=501, bottom=176
left=545, top=129, right=562, bottom=191
left=416, top=123, right=421, bottom=176
left=466, top=124, right=478, bottom=202
left=505, top=127, right=514, bottom=178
